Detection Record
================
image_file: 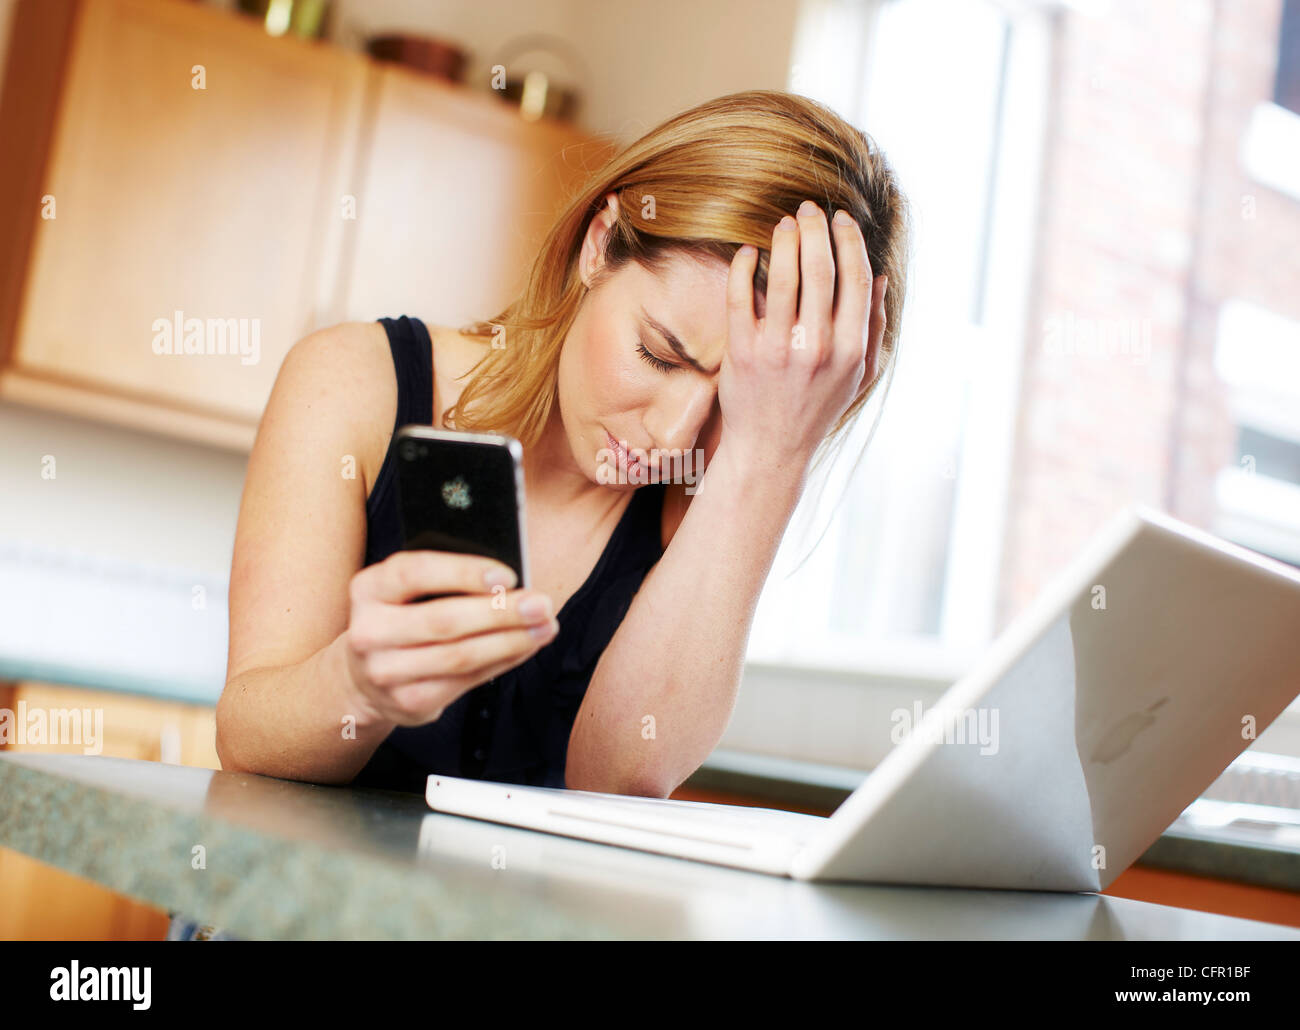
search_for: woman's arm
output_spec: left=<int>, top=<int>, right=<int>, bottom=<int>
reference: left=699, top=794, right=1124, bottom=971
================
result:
left=564, top=443, right=803, bottom=797
left=219, top=635, right=395, bottom=784
left=215, top=322, right=399, bottom=783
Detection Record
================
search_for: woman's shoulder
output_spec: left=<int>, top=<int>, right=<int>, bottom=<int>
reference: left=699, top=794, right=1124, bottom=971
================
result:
left=283, top=319, right=393, bottom=384
left=275, top=321, right=395, bottom=432
left=271, top=320, right=404, bottom=502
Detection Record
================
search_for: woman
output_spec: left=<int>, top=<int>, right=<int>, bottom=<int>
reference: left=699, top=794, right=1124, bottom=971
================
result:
left=169, top=89, right=908, bottom=938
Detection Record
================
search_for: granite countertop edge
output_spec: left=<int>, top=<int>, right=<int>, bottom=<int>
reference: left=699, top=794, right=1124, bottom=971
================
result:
left=0, top=758, right=625, bottom=940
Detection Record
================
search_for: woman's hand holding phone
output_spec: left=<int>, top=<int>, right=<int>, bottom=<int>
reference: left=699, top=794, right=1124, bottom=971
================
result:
left=340, top=550, right=558, bottom=728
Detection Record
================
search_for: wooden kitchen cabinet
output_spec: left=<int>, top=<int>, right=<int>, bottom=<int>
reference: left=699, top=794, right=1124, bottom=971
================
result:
left=340, top=59, right=613, bottom=325
left=0, top=682, right=219, bottom=768
left=0, top=847, right=172, bottom=940
left=0, top=0, right=368, bottom=449
left=0, top=0, right=614, bottom=451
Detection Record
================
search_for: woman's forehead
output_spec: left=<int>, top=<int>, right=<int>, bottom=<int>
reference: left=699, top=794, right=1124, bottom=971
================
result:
left=635, top=249, right=766, bottom=326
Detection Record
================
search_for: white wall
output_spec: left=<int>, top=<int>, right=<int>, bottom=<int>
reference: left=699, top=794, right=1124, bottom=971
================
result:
left=0, top=403, right=248, bottom=575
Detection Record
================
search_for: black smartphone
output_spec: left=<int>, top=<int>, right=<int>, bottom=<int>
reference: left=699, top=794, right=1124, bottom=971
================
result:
left=394, top=425, right=530, bottom=600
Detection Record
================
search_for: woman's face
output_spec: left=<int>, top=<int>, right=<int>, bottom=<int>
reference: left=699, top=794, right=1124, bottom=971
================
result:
left=557, top=247, right=734, bottom=491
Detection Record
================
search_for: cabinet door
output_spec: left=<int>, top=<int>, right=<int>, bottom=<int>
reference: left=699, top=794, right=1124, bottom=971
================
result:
left=341, top=61, right=616, bottom=325
left=5, top=682, right=218, bottom=769
left=9, top=0, right=367, bottom=426
left=0, top=846, right=172, bottom=940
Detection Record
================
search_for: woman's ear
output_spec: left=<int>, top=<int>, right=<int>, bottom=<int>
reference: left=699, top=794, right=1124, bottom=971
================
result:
left=578, top=192, right=622, bottom=288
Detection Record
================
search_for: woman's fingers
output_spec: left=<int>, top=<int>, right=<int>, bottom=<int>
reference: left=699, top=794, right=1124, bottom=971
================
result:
left=726, top=242, right=759, bottom=362
left=795, top=201, right=835, bottom=358
left=350, top=587, right=554, bottom=650
left=830, top=209, right=873, bottom=365
left=363, top=623, right=558, bottom=695
left=385, top=645, right=546, bottom=720
left=354, top=549, right=517, bottom=606
left=764, top=214, right=801, bottom=360
left=864, top=275, right=888, bottom=387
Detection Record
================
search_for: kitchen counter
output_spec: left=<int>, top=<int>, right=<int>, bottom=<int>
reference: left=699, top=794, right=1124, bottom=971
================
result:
left=2, top=751, right=1297, bottom=940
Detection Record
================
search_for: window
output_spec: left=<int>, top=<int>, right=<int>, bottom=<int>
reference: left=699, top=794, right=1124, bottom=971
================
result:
left=1240, top=0, right=1300, bottom=202
left=1213, top=300, right=1300, bottom=569
left=747, top=0, right=1049, bottom=675
left=1236, top=426, right=1300, bottom=487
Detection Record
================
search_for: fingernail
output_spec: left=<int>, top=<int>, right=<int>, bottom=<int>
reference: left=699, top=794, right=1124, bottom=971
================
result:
left=776, top=215, right=797, bottom=232
left=530, top=619, right=558, bottom=639
left=518, top=595, right=551, bottom=620
left=798, top=200, right=818, bottom=217
left=833, top=208, right=853, bottom=226
left=484, top=567, right=516, bottom=589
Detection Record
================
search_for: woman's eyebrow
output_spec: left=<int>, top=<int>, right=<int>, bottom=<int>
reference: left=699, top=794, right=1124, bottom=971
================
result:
left=640, top=306, right=720, bottom=374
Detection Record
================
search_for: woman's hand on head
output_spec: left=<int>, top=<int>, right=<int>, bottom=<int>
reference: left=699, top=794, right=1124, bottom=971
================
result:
left=716, top=201, right=887, bottom=479
left=340, top=552, right=559, bottom=728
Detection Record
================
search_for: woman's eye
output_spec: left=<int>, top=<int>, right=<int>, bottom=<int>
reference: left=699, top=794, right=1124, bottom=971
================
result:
left=636, top=337, right=677, bottom=373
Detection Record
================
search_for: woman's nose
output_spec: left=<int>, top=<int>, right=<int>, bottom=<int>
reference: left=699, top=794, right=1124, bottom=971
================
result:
left=649, top=382, right=717, bottom=455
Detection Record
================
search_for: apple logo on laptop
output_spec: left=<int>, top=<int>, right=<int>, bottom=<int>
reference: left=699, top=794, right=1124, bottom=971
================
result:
left=1089, top=696, right=1169, bottom=765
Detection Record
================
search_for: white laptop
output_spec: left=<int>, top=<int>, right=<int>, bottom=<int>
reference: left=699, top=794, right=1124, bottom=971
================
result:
left=426, top=503, right=1300, bottom=892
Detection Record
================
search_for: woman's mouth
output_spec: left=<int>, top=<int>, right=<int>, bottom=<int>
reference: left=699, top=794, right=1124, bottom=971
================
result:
left=605, top=429, right=649, bottom=478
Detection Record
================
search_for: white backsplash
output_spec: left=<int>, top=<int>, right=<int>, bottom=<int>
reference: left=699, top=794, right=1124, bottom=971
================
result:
left=0, top=537, right=228, bottom=704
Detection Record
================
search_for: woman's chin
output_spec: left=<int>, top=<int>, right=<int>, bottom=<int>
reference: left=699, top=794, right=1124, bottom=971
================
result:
left=592, top=461, right=639, bottom=489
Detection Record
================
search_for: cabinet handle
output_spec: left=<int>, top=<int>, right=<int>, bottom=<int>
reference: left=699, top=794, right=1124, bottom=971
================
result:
left=159, top=723, right=183, bottom=766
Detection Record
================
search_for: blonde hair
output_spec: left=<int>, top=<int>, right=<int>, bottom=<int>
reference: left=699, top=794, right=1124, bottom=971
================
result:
left=445, top=89, right=911, bottom=479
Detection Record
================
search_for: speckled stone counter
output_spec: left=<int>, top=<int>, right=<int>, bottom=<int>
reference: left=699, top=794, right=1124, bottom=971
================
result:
left=2, top=751, right=1297, bottom=940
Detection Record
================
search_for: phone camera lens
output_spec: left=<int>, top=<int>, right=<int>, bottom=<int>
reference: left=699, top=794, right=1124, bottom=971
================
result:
left=401, top=441, right=416, bottom=461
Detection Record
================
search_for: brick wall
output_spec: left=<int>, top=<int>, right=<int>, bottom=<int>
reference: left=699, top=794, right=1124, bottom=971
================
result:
left=1171, top=0, right=1300, bottom=525
left=995, top=0, right=1295, bottom=628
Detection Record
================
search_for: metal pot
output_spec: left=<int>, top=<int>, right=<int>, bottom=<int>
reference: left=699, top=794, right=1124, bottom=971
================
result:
left=366, top=33, right=469, bottom=84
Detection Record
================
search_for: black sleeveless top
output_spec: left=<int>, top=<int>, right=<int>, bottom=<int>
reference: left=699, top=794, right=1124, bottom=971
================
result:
left=349, top=316, right=668, bottom=794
